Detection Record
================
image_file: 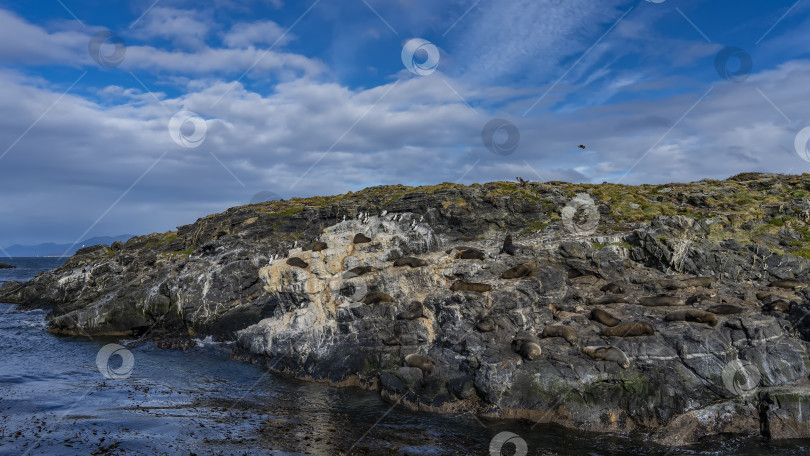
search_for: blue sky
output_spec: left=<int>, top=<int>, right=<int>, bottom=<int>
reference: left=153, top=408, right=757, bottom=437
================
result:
left=0, top=0, right=809, bottom=246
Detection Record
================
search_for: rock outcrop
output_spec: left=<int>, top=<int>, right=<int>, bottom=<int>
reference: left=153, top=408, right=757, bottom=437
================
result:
left=3, top=174, right=810, bottom=445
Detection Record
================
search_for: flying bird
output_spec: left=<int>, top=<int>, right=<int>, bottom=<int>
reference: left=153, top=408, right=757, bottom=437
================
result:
left=578, top=145, right=586, bottom=149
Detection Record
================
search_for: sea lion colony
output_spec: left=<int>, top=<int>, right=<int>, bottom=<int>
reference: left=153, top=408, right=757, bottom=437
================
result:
left=278, top=231, right=802, bottom=371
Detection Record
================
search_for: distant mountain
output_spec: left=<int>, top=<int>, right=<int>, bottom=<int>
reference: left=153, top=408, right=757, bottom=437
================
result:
left=2, top=235, right=135, bottom=258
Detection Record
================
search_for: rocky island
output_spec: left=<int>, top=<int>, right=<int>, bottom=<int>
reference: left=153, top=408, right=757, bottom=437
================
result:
left=3, top=172, right=810, bottom=446
left=0, top=262, right=16, bottom=269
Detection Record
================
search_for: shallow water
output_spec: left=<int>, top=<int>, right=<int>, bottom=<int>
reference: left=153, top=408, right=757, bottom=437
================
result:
left=1, top=257, right=809, bottom=455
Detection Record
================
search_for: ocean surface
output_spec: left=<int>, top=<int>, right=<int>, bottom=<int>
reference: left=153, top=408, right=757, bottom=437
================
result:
left=1, top=257, right=809, bottom=455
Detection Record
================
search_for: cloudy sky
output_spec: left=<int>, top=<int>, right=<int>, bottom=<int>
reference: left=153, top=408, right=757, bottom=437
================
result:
left=0, top=0, right=808, bottom=246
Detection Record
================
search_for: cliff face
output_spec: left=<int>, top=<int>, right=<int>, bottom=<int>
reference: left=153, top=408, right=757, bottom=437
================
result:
left=3, top=174, right=810, bottom=444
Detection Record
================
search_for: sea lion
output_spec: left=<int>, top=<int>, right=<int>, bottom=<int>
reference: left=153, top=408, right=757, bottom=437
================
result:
left=501, top=263, right=538, bottom=279
left=511, top=333, right=542, bottom=360
left=456, top=249, right=486, bottom=260
left=344, top=266, right=374, bottom=278
left=450, top=281, right=492, bottom=293
left=756, top=290, right=800, bottom=301
left=404, top=354, right=435, bottom=375
left=659, top=277, right=715, bottom=289
left=601, top=322, right=654, bottom=337
left=686, top=290, right=717, bottom=305
left=540, top=325, right=578, bottom=346
left=446, top=246, right=474, bottom=254
left=511, top=332, right=539, bottom=347
left=500, top=234, right=517, bottom=255
left=516, top=342, right=542, bottom=360
left=600, top=282, right=625, bottom=294
left=396, top=301, right=425, bottom=320
left=476, top=316, right=496, bottom=332
left=769, top=280, right=806, bottom=290
left=590, top=309, right=621, bottom=327
left=639, top=295, right=685, bottom=307
left=764, top=300, right=791, bottom=313
left=583, top=346, right=630, bottom=369
left=286, top=257, right=309, bottom=269
left=361, top=291, right=394, bottom=305
left=353, top=233, right=372, bottom=244
left=382, top=328, right=402, bottom=346
left=303, top=241, right=328, bottom=252
left=393, top=257, right=428, bottom=268
left=664, top=309, right=718, bottom=326
left=587, top=295, right=628, bottom=305
left=706, top=304, right=745, bottom=315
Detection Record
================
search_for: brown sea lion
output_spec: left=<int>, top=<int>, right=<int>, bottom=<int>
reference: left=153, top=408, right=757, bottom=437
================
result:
left=540, top=325, right=578, bottom=346
left=353, top=233, right=372, bottom=244
left=286, top=257, right=309, bottom=269
left=601, top=322, right=654, bottom=337
left=344, top=266, right=374, bottom=278
left=590, top=309, right=621, bottom=327
left=600, top=282, right=625, bottom=294
left=456, top=249, right=486, bottom=260
left=765, top=300, right=791, bottom=313
left=361, top=291, right=394, bottom=305
left=639, top=295, right=685, bottom=307
left=664, top=309, right=718, bottom=327
left=686, top=290, right=717, bottom=305
left=450, top=281, right=492, bottom=293
left=404, top=353, right=435, bottom=374
left=393, top=257, right=428, bottom=268
left=587, top=295, right=628, bottom=305
left=396, top=301, right=425, bottom=320
left=769, top=280, right=806, bottom=290
left=382, top=328, right=402, bottom=346
left=516, top=342, right=542, bottom=360
left=303, top=241, right=328, bottom=252
left=445, top=246, right=473, bottom=254
left=659, top=277, right=715, bottom=289
left=476, top=316, right=496, bottom=332
left=500, top=234, right=516, bottom=255
left=706, top=304, right=745, bottom=315
left=511, top=333, right=541, bottom=360
left=501, top=263, right=538, bottom=280
left=756, top=291, right=800, bottom=302
left=583, top=346, right=630, bottom=369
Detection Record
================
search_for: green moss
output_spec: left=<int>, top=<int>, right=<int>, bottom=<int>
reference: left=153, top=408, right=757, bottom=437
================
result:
left=270, top=207, right=304, bottom=217
left=520, top=221, right=549, bottom=234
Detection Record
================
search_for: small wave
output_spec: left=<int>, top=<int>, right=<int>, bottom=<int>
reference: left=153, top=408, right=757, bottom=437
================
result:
left=194, top=335, right=215, bottom=347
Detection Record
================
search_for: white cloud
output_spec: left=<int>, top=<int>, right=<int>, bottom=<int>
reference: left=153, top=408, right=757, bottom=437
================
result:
left=223, top=20, right=291, bottom=48
left=129, top=7, right=211, bottom=49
